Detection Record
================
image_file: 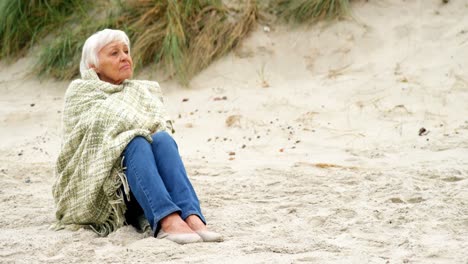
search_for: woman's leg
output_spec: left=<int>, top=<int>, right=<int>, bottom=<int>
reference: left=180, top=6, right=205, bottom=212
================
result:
left=123, top=136, right=183, bottom=235
left=150, top=132, right=206, bottom=224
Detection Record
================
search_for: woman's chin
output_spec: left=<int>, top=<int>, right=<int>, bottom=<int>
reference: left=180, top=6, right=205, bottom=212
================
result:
left=118, top=73, right=132, bottom=82
left=122, top=70, right=133, bottom=80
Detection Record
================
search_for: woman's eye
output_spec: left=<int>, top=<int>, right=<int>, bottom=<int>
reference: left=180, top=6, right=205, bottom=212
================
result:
left=112, top=51, right=118, bottom=56
left=124, top=50, right=129, bottom=54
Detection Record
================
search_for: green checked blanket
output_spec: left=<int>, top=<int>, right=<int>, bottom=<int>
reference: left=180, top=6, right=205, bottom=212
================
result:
left=52, top=69, right=173, bottom=236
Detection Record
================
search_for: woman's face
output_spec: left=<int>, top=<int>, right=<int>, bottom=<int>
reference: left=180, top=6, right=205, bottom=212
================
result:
left=94, top=41, right=133, bottom=84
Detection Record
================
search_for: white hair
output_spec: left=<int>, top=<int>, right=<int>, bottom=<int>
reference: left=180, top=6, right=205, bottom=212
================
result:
left=79, top=29, right=130, bottom=77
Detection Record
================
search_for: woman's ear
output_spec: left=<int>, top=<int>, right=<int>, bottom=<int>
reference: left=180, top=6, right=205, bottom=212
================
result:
left=90, top=64, right=98, bottom=73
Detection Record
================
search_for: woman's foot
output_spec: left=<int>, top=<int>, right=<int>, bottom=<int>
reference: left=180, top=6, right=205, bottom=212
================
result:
left=185, top=215, right=208, bottom=232
left=157, top=213, right=202, bottom=244
left=185, top=215, right=224, bottom=242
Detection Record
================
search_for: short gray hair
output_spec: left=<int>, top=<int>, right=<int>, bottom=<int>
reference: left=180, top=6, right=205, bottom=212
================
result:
left=79, top=29, right=130, bottom=77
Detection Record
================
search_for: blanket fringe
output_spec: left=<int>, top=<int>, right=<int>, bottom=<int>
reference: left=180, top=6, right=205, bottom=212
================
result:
left=118, top=156, right=131, bottom=202
left=90, top=156, right=130, bottom=237
left=90, top=200, right=127, bottom=236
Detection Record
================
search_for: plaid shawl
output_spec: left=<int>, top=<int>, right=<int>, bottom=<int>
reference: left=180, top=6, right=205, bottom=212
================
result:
left=52, top=69, right=173, bottom=236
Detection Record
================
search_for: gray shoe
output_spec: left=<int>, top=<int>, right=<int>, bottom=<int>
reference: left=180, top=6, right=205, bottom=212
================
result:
left=156, top=230, right=203, bottom=244
left=196, top=231, right=224, bottom=242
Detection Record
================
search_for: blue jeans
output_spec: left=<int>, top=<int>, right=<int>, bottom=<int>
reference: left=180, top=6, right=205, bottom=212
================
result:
left=123, top=131, right=205, bottom=236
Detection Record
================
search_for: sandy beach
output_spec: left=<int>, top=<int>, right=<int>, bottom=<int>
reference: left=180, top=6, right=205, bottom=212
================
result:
left=1, top=0, right=467, bottom=263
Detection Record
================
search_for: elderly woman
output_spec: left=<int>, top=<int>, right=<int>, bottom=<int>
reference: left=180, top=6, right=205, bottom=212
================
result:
left=52, top=29, right=222, bottom=244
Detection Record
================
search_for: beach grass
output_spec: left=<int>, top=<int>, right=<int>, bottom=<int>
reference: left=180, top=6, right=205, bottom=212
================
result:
left=274, top=0, right=350, bottom=24
left=35, top=0, right=256, bottom=84
left=36, top=18, right=119, bottom=80
left=1, top=0, right=351, bottom=84
left=120, top=0, right=256, bottom=85
left=0, top=0, right=89, bottom=59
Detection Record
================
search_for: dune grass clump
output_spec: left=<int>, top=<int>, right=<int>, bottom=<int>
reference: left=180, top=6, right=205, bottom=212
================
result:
left=36, top=17, right=120, bottom=80
left=119, top=0, right=257, bottom=84
left=119, top=0, right=210, bottom=82
left=274, top=0, right=350, bottom=24
left=0, top=0, right=89, bottom=59
left=36, top=0, right=257, bottom=84
left=184, top=0, right=257, bottom=81
left=36, top=31, right=82, bottom=80
left=3, top=0, right=352, bottom=84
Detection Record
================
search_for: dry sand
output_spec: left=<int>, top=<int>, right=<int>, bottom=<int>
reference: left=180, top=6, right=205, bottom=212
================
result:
left=1, top=0, right=467, bottom=263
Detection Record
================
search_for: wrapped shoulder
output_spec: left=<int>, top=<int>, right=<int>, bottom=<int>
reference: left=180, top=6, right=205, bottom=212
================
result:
left=129, top=80, right=164, bottom=101
left=64, top=79, right=104, bottom=106
left=131, top=80, right=160, bottom=90
left=66, top=79, right=97, bottom=96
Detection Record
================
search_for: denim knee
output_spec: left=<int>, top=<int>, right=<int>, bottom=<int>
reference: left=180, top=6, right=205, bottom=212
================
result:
left=151, top=131, right=174, bottom=145
left=126, top=136, right=149, bottom=151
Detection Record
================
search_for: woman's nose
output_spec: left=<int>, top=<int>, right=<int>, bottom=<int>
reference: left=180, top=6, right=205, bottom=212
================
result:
left=120, top=51, right=130, bottom=61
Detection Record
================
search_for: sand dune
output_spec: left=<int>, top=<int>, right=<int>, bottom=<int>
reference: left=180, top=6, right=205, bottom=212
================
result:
left=1, top=0, right=467, bottom=263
